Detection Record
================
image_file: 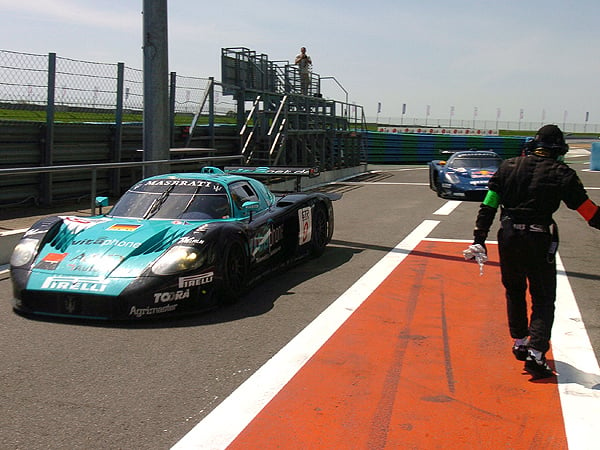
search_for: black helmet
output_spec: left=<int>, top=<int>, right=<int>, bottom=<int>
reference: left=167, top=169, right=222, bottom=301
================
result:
left=533, top=124, right=569, bottom=156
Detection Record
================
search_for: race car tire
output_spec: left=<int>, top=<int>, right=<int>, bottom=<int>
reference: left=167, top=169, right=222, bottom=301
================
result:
left=434, top=176, right=443, bottom=197
left=310, top=203, right=329, bottom=257
left=219, top=237, right=249, bottom=304
left=428, top=168, right=436, bottom=191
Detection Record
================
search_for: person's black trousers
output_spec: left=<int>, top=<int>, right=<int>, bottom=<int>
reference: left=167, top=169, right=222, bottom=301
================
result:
left=497, top=228, right=556, bottom=354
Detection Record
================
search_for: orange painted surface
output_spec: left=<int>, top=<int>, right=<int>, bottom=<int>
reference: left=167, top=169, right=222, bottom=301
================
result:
left=228, top=241, right=567, bottom=449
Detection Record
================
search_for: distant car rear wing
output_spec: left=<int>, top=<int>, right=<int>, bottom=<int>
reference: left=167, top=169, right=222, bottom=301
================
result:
left=438, top=148, right=494, bottom=156
left=224, top=166, right=320, bottom=192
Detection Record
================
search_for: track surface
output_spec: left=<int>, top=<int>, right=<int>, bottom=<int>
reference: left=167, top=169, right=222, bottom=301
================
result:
left=1, top=151, right=599, bottom=449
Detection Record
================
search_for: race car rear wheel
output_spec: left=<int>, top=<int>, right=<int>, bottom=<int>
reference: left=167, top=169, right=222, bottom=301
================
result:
left=310, top=204, right=329, bottom=257
left=219, top=238, right=249, bottom=304
left=432, top=173, right=443, bottom=197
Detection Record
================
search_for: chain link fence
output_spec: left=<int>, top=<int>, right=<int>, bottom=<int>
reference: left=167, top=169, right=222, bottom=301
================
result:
left=2, top=49, right=597, bottom=133
left=0, top=49, right=237, bottom=125
left=1, top=50, right=49, bottom=118
left=369, top=116, right=600, bottom=134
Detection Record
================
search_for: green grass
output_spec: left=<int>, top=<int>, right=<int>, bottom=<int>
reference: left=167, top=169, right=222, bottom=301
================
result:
left=0, top=107, right=236, bottom=126
left=3, top=110, right=594, bottom=138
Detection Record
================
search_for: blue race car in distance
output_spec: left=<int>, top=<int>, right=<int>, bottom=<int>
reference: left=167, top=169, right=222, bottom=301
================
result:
left=10, top=166, right=335, bottom=321
left=428, top=150, right=502, bottom=200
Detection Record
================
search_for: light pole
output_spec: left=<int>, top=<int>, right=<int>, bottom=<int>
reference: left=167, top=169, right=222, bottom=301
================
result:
left=142, top=0, right=170, bottom=177
left=496, top=107, right=501, bottom=131
left=519, top=108, right=524, bottom=130
left=401, top=103, right=406, bottom=126
left=541, top=108, right=546, bottom=127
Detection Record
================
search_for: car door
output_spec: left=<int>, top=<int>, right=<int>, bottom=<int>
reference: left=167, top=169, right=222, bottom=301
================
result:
left=229, top=181, right=284, bottom=266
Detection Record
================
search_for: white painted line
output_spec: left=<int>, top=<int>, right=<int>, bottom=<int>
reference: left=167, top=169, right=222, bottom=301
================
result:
left=566, top=149, right=590, bottom=157
left=334, top=181, right=429, bottom=186
left=171, top=220, right=440, bottom=450
left=417, top=243, right=600, bottom=448
left=553, top=253, right=600, bottom=450
left=370, top=167, right=429, bottom=173
left=172, top=233, right=599, bottom=450
left=423, top=238, right=499, bottom=244
left=433, top=200, right=462, bottom=216
left=0, top=228, right=27, bottom=237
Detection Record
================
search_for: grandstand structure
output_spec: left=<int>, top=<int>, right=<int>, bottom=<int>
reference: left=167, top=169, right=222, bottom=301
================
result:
left=185, top=47, right=367, bottom=170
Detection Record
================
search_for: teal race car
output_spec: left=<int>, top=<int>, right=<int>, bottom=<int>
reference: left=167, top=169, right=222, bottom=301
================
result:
left=10, top=167, right=334, bottom=320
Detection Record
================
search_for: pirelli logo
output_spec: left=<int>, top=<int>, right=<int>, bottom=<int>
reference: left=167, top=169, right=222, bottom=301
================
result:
left=178, top=272, right=214, bottom=288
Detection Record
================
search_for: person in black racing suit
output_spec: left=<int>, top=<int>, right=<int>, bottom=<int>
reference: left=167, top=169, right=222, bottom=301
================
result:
left=471, top=124, right=600, bottom=379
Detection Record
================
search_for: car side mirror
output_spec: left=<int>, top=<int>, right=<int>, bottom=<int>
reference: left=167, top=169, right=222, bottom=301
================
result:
left=242, top=201, right=260, bottom=211
left=241, top=201, right=260, bottom=221
left=95, top=196, right=109, bottom=215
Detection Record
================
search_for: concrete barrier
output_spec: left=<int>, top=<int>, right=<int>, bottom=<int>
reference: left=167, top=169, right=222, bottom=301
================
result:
left=0, top=229, right=26, bottom=266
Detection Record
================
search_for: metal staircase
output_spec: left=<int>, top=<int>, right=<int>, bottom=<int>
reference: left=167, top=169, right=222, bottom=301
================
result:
left=222, top=47, right=366, bottom=169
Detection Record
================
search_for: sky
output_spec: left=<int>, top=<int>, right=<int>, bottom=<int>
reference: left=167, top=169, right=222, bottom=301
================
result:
left=1, top=0, right=599, bottom=125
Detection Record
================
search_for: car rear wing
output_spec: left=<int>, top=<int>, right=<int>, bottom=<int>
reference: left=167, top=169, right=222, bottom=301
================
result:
left=437, top=148, right=494, bottom=156
left=224, top=166, right=320, bottom=192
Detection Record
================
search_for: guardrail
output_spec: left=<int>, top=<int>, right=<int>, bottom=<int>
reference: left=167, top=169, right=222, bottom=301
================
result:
left=0, top=154, right=243, bottom=215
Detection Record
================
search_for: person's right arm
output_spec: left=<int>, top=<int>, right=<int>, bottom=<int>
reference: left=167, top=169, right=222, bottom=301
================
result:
left=562, top=171, right=600, bottom=229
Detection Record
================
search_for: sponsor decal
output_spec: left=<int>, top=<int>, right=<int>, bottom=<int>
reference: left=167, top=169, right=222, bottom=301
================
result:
left=41, top=276, right=109, bottom=293
left=178, top=235, right=205, bottom=245
left=107, top=224, right=141, bottom=232
left=24, top=227, right=47, bottom=237
left=145, top=179, right=211, bottom=187
left=24, top=217, right=63, bottom=237
left=179, top=272, right=214, bottom=288
left=129, top=304, right=178, bottom=318
left=35, top=252, right=67, bottom=270
left=298, top=206, right=312, bottom=245
left=225, top=167, right=315, bottom=176
left=71, top=237, right=141, bottom=249
left=141, top=179, right=223, bottom=192
left=153, top=289, right=190, bottom=304
left=251, top=224, right=283, bottom=262
left=270, top=225, right=284, bottom=247
left=471, top=170, right=493, bottom=179
left=60, top=217, right=109, bottom=233
left=67, top=253, right=123, bottom=273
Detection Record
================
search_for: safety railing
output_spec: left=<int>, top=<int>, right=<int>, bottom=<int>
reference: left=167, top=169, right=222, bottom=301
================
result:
left=0, top=155, right=243, bottom=215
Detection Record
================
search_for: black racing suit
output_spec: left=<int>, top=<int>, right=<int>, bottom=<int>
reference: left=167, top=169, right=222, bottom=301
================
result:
left=474, top=153, right=591, bottom=354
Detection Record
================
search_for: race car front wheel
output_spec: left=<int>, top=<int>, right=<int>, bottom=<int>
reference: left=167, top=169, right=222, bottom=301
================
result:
left=219, top=238, right=249, bottom=304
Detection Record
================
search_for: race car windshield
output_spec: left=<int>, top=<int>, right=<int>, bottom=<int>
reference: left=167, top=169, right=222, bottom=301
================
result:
left=451, top=157, right=502, bottom=169
left=107, top=191, right=231, bottom=220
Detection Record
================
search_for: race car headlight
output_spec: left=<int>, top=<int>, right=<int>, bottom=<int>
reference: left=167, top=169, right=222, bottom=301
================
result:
left=443, top=172, right=460, bottom=184
left=151, top=246, right=205, bottom=275
left=10, top=238, right=41, bottom=267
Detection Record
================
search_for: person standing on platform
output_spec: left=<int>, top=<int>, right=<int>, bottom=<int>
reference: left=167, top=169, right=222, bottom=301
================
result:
left=295, top=47, right=312, bottom=95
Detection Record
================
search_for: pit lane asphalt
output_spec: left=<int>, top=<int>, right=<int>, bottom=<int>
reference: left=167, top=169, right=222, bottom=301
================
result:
left=1, top=152, right=599, bottom=449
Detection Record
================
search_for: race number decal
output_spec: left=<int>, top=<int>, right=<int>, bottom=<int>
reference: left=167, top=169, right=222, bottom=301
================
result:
left=298, top=207, right=312, bottom=245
